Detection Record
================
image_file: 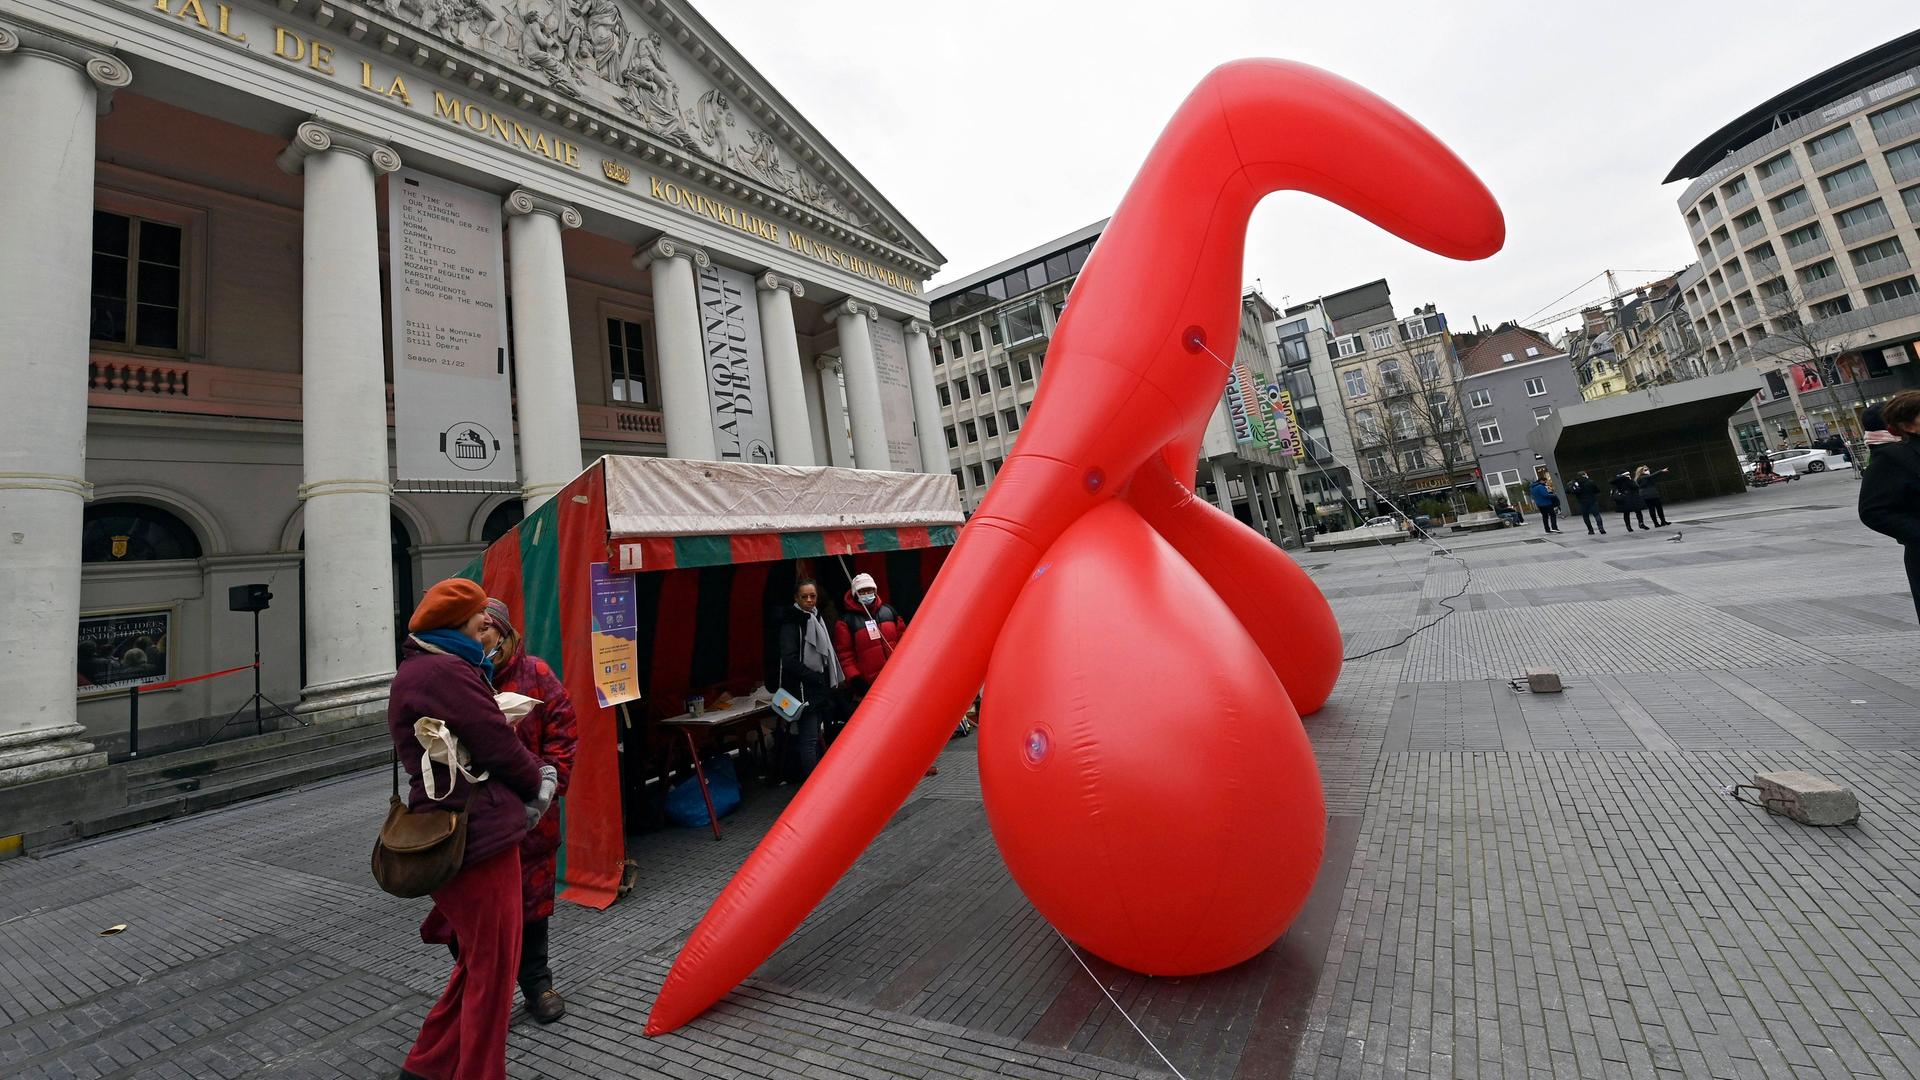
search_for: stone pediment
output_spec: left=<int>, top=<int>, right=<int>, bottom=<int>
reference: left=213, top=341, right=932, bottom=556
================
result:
left=357, top=0, right=938, bottom=267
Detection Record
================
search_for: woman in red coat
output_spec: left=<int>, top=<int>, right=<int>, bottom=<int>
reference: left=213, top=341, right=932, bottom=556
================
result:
left=830, top=573, right=934, bottom=776
left=477, top=597, right=579, bottom=1023
left=391, top=580, right=550, bottom=1080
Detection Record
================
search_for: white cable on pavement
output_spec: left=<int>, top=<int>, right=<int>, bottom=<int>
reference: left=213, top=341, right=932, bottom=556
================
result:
left=1052, top=926, right=1191, bottom=1080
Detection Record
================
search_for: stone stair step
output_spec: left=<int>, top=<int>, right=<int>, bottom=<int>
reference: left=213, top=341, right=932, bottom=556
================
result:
left=85, top=743, right=390, bottom=839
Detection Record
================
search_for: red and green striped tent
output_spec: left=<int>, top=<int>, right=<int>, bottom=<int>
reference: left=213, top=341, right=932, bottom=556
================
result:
left=458, top=456, right=963, bottom=909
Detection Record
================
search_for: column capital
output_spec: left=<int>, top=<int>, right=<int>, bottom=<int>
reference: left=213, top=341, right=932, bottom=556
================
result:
left=0, top=19, right=132, bottom=103
left=903, top=319, right=934, bottom=339
left=276, top=118, right=401, bottom=176
left=757, top=272, right=806, bottom=299
left=634, top=234, right=710, bottom=271
left=504, top=188, right=582, bottom=229
left=830, top=299, right=879, bottom=323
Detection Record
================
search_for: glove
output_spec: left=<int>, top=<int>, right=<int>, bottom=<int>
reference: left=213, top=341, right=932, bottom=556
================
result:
left=524, top=764, right=559, bottom=830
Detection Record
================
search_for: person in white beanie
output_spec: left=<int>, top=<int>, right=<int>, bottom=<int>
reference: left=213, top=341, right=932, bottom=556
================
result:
left=831, top=571, right=933, bottom=776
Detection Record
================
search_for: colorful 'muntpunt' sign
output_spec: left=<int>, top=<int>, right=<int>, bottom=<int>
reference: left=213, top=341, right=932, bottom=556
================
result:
left=647, top=58, right=1506, bottom=1035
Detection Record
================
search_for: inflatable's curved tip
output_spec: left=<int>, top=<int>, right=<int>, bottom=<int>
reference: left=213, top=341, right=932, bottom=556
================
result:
left=1447, top=207, right=1507, bottom=263
left=643, top=1005, right=683, bottom=1038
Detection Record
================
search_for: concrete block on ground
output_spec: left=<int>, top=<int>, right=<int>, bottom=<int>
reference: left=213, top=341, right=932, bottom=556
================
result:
left=1752, top=771, right=1860, bottom=826
left=1526, top=669, right=1564, bottom=693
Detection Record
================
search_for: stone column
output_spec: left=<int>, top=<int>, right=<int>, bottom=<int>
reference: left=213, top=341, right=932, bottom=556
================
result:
left=816, top=356, right=854, bottom=468
left=634, top=236, right=717, bottom=461
left=1262, top=470, right=1285, bottom=542
left=830, top=300, right=890, bottom=469
left=1208, top=459, right=1235, bottom=517
left=1240, top=463, right=1270, bottom=538
left=903, top=319, right=950, bottom=474
left=756, top=273, right=813, bottom=466
left=0, top=24, right=128, bottom=783
left=1259, top=470, right=1292, bottom=544
left=277, top=119, right=402, bottom=718
left=801, top=351, right=832, bottom=464
left=503, top=189, right=583, bottom=509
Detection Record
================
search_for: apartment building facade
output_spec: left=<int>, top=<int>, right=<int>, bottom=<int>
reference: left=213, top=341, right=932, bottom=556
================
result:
left=1322, top=280, right=1479, bottom=514
left=1668, top=30, right=1920, bottom=446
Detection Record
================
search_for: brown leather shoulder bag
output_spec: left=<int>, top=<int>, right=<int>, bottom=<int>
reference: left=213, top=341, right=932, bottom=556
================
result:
left=371, top=738, right=467, bottom=898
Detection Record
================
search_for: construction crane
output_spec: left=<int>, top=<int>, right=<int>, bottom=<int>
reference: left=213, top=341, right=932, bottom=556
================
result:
left=1520, top=269, right=1680, bottom=332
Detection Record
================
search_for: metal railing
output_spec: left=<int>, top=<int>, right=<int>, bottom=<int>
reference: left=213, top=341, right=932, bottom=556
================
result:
left=1736, top=220, right=1769, bottom=246
left=1890, top=153, right=1920, bottom=186
left=1840, top=213, right=1896, bottom=247
left=1851, top=250, right=1912, bottom=282
left=1726, top=186, right=1756, bottom=213
left=1760, top=161, right=1803, bottom=196
left=1786, top=234, right=1832, bottom=264
left=1799, top=274, right=1849, bottom=300
left=1808, top=138, right=1865, bottom=174
left=1821, top=176, right=1880, bottom=210
left=1871, top=111, right=1920, bottom=147
left=1772, top=200, right=1817, bottom=229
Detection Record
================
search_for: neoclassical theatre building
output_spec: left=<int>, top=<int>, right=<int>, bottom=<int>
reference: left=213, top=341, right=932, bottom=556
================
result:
left=0, top=0, right=948, bottom=784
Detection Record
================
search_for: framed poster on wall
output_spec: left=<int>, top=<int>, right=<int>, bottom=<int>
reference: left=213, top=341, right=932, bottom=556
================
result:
left=77, top=606, right=175, bottom=697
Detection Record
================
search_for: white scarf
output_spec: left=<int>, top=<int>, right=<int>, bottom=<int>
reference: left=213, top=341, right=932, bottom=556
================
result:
left=798, top=605, right=844, bottom=688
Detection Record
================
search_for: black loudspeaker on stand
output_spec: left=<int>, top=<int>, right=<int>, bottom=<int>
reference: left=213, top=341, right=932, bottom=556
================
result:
left=208, top=584, right=304, bottom=742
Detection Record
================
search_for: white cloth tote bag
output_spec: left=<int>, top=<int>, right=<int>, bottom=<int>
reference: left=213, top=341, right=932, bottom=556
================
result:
left=413, top=716, right=490, bottom=801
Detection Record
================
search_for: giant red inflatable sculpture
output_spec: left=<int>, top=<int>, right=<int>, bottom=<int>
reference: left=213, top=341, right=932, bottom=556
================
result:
left=647, top=58, right=1503, bottom=1034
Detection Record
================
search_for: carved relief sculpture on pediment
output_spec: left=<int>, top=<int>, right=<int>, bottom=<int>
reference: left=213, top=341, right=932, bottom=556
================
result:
left=373, top=0, right=866, bottom=228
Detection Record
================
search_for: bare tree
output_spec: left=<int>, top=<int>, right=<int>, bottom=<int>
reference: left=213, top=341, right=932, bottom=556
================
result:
left=1352, top=348, right=1474, bottom=517
left=1752, top=280, right=1870, bottom=450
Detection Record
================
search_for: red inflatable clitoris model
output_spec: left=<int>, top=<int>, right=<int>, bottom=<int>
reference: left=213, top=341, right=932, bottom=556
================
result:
left=647, top=58, right=1504, bottom=1034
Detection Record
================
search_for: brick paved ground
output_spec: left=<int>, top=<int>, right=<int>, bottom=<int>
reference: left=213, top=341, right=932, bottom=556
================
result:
left=3, top=469, right=1917, bottom=1079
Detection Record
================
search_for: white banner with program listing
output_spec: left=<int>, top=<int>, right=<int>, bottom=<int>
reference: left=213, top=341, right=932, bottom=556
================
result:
left=696, top=264, right=776, bottom=463
left=869, top=318, right=921, bottom=471
left=388, top=169, right=517, bottom=489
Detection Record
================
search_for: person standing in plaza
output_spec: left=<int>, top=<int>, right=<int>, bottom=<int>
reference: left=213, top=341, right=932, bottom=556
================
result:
left=1635, top=466, right=1670, bottom=527
left=391, top=579, right=553, bottom=1080
left=771, top=579, right=844, bottom=783
left=1566, top=471, right=1606, bottom=535
left=832, top=572, right=936, bottom=776
left=1864, top=404, right=1900, bottom=467
left=1857, top=390, right=1920, bottom=625
left=474, top=598, right=578, bottom=1024
left=1610, top=470, right=1648, bottom=532
left=1528, top=475, right=1561, bottom=533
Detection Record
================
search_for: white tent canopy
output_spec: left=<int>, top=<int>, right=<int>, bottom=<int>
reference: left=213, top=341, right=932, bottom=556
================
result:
left=602, top=456, right=965, bottom=538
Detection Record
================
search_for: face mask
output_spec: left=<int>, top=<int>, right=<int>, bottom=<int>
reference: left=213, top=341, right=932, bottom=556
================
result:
left=856, top=591, right=877, bottom=606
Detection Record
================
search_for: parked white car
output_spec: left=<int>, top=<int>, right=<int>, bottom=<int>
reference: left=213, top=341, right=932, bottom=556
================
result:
left=1744, top=447, right=1852, bottom=476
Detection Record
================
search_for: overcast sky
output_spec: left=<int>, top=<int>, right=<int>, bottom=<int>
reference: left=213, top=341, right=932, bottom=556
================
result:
left=699, top=2, right=1916, bottom=335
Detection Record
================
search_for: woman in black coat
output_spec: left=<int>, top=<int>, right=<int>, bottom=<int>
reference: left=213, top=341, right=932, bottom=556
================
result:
left=1858, top=391, right=1920, bottom=625
left=769, top=578, right=845, bottom=782
left=1609, top=471, right=1648, bottom=532
left=1634, top=466, right=1671, bottom=527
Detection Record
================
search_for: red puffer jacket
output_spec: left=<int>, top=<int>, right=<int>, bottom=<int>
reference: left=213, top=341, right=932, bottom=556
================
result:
left=831, top=592, right=905, bottom=689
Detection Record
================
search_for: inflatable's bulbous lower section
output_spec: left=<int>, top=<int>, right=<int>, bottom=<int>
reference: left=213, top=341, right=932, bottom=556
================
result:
left=980, top=501, right=1324, bottom=974
left=644, top=57, right=1504, bottom=1037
